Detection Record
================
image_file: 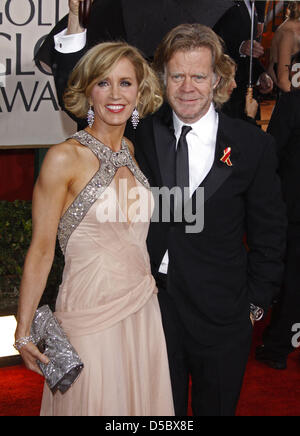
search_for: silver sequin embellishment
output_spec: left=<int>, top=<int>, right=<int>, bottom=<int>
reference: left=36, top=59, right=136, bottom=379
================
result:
left=57, top=131, right=150, bottom=255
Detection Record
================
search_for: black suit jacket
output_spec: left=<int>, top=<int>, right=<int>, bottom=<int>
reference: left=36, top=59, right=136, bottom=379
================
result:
left=267, top=91, right=300, bottom=224
left=255, top=0, right=267, bottom=23
left=130, top=105, right=286, bottom=344
left=213, top=1, right=266, bottom=118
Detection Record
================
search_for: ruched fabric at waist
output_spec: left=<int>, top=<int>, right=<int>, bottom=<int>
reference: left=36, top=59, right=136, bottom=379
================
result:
left=55, top=275, right=157, bottom=338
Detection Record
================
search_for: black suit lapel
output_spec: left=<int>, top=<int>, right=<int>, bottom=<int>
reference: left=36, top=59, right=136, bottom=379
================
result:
left=238, top=1, right=258, bottom=38
left=199, top=113, right=240, bottom=204
left=153, top=105, right=177, bottom=190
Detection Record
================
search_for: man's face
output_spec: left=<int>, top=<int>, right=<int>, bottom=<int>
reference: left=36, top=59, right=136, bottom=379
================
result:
left=165, top=47, right=219, bottom=124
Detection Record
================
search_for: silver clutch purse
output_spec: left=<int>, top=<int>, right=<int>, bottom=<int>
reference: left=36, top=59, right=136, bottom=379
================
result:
left=31, top=305, right=84, bottom=394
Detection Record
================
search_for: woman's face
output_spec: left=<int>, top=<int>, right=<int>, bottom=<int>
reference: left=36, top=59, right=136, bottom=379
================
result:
left=89, top=57, right=139, bottom=129
left=227, top=66, right=237, bottom=97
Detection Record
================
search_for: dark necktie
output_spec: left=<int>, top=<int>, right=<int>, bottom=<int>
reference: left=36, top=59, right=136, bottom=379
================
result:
left=176, top=125, right=192, bottom=196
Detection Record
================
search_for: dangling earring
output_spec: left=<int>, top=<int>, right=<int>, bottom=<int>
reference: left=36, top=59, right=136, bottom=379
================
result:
left=131, top=108, right=140, bottom=129
left=87, top=106, right=95, bottom=128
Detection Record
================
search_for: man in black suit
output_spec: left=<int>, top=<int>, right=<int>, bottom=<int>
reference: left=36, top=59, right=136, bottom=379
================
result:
left=256, top=90, right=300, bottom=370
left=131, top=23, right=286, bottom=416
left=213, top=1, right=273, bottom=119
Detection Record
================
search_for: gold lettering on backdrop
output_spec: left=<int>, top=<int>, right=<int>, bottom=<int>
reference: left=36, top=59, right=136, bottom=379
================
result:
left=0, top=0, right=76, bottom=146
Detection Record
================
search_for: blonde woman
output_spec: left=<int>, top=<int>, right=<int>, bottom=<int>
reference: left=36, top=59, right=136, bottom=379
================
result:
left=221, top=55, right=259, bottom=122
left=15, top=42, right=174, bottom=416
left=268, top=1, right=300, bottom=92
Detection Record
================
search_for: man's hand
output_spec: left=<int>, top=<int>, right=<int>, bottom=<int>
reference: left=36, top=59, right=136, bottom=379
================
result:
left=258, top=72, right=273, bottom=94
left=240, top=40, right=264, bottom=58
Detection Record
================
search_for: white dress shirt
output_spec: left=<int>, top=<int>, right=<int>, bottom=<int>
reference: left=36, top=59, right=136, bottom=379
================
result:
left=244, top=0, right=252, bottom=17
left=159, top=104, right=219, bottom=274
left=243, top=0, right=263, bottom=22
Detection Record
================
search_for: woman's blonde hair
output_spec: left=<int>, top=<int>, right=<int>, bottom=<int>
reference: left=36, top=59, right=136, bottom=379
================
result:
left=288, top=1, right=300, bottom=20
left=64, top=41, right=163, bottom=119
left=153, top=23, right=237, bottom=108
left=217, top=55, right=237, bottom=107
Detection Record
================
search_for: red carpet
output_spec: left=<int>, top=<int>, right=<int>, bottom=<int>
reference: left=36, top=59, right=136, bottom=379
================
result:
left=1, top=321, right=299, bottom=416
left=236, top=327, right=300, bottom=416
left=0, top=365, right=44, bottom=416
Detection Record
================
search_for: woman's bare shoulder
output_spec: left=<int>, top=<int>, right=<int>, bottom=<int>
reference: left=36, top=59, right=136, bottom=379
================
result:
left=278, top=27, right=296, bottom=54
left=38, top=138, right=87, bottom=185
left=45, top=138, right=86, bottom=165
left=278, top=22, right=297, bottom=39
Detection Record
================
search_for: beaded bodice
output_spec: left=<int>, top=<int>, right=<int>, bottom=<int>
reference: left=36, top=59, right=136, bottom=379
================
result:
left=57, top=130, right=150, bottom=255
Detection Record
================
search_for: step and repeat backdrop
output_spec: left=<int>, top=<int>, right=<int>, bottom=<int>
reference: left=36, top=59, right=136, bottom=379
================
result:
left=0, top=0, right=76, bottom=146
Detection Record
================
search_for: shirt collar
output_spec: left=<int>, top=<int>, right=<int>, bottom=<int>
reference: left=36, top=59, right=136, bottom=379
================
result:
left=244, top=0, right=253, bottom=18
left=173, top=103, right=218, bottom=142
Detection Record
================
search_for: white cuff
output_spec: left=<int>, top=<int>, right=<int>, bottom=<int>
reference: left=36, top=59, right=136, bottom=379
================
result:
left=54, top=28, right=87, bottom=53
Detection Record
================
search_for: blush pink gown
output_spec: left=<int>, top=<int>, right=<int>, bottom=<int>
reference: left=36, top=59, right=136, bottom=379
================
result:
left=40, top=131, right=174, bottom=416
